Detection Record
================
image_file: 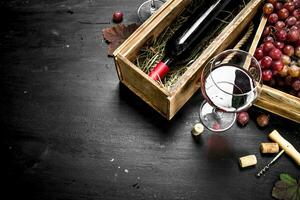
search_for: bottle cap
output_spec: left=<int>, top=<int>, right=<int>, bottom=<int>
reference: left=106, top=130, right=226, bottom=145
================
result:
left=149, top=61, right=170, bottom=81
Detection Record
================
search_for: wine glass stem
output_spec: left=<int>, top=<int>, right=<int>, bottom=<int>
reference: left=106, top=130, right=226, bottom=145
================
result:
left=150, top=0, right=156, bottom=14
left=212, top=108, right=221, bottom=121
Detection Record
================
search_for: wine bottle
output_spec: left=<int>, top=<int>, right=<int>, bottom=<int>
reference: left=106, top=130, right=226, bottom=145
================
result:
left=149, top=0, right=232, bottom=81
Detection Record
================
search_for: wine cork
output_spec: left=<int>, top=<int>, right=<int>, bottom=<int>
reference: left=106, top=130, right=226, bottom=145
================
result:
left=239, top=155, right=257, bottom=168
left=260, top=142, right=279, bottom=154
left=191, top=123, right=204, bottom=136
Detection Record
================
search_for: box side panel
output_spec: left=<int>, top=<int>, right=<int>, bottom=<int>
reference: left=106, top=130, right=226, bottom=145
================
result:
left=255, top=86, right=300, bottom=123
left=115, top=55, right=170, bottom=118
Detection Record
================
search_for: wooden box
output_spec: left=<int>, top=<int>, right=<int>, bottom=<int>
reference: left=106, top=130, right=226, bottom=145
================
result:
left=113, top=0, right=263, bottom=120
left=249, top=16, right=300, bottom=123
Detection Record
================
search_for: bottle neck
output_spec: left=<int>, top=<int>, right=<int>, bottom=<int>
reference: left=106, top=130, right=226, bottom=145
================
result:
left=161, top=57, right=174, bottom=67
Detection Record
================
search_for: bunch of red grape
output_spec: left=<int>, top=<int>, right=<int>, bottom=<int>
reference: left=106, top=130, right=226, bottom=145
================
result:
left=255, top=0, right=300, bottom=97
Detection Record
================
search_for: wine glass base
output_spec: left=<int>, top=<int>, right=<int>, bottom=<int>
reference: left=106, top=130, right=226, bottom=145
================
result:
left=199, top=101, right=236, bottom=132
left=137, top=0, right=165, bottom=22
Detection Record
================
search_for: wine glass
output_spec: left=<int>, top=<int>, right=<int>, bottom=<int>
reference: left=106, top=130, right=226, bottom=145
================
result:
left=137, top=0, right=165, bottom=22
left=199, top=49, right=262, bottom=132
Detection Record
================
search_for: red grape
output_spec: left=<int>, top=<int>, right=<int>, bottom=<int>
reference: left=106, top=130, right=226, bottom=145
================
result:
left=274, top=41, right=285, bottom=49
left=283, top=2, right=295, bottom=12
left=286, top=16, right=297, bottom=26
left=269, top=48, right=282, bottom=60
left=262, top=69, right=273, bottom=81
left=256, top=114, right=270, bottom=128
left=281, top=54, right=291, bottom=64
left=283, top=45, right=295, bottom=56
left=275, top=21, right=286, bottom=29
left=261, top=56, right=273, bottom=69
left=278, top=64, right=289, bottom=77
left=278, top=8, right=289, bottom=19
left=263, top=26, right=271, bottom=37
left=267, top=0, right=278, bottom=6
left=264, top=3, right=275, bottom=15
left=268, top=13, right=279, bottom=24
left=276, top=29, right=287, bottom=41
left=237, top=112, right=249, bottom=127
left=288, top=65, right=300, bottom=77
left=272, top=60, right=284, bottom=71
left=292, top=0, right=300, bottom=8
left=287, top=28, right=300, bottom=41
left=112, top=11, right=123, bottom=23
left=263, top=36, right=275, bottom=43
left=290, top=25, right=299, bottom=30
left=293, top=9, right=300, bottom=19
left=292, top=79, right=300, bottom=90
left=295, top=45, right=300, bottom=57
left=275, top=2, right=283, bottom=10
left=263, top=41, right=275, bottom=53
left=295, top=38, right=300, bottom=46
left=254, top=48, right=264, bottom=60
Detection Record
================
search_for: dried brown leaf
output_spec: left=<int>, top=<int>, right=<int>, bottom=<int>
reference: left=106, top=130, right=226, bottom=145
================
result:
left=102, top=23, right=139, bottom=56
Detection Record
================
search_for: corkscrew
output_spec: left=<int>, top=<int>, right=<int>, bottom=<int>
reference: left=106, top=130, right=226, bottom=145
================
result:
left=256, top=149, right=284, bottom=177
left=256, top=130, right=300, bottom=178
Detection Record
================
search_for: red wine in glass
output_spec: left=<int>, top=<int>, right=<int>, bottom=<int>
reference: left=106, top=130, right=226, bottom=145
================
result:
left=200, top=49, right=262, bottom=132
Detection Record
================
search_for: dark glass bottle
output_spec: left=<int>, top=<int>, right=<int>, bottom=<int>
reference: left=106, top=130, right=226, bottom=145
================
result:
left=149, top=0, right=232, bottom=80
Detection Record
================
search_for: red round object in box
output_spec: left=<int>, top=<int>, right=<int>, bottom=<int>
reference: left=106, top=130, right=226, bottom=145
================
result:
left=269, top=48, right=282, bottom=60
left=261, top=56, right=273, bottom=69
left=272, top=60, right=284, bottom=72
left=262, top=69, right=273, bottom=81
left=112, top=11, right=123, bottom=23
left=263, top=41, right=275, bottom=53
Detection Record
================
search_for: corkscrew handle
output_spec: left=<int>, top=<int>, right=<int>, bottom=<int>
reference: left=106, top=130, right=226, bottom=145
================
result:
left=269, top=130, right=300, bottom=165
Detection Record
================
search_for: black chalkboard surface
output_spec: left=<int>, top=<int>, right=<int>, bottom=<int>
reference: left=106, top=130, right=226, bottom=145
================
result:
left=0, top=0, right=299, bottom=200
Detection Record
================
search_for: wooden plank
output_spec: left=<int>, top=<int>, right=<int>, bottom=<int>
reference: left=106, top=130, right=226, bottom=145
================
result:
left=248, top=15, right=267, bottom=56
left=255, top=85, right=300, bottom=123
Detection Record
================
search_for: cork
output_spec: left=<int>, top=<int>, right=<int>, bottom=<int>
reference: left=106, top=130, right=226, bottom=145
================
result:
left=239, top=155, right=257, bottom=168
left=260, top=142, right=279, bottom=154
left=191, top=123, right=204, bottom=136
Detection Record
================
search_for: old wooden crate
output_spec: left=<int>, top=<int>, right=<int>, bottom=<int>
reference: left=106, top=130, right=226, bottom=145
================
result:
left=248, top=16, right=300, bottom=123
left=113, top=0, right=263, bottom=120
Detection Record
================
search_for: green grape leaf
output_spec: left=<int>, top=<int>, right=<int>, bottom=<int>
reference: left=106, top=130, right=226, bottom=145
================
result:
left=272, top=173, right=300, bottom=200
left=280, top=174, right=298, bottom=186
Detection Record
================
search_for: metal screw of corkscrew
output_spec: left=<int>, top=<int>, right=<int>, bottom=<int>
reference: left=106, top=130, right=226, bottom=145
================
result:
left=256, top=149, right=285, bottom=177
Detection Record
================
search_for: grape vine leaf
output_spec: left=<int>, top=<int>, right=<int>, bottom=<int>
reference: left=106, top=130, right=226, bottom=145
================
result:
left=272, top=173, right=300, bottom=200
left=102, top=23, right=140, bottom=56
